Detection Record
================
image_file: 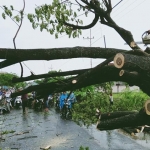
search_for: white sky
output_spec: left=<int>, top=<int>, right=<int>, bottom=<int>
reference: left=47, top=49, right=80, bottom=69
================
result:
left=0, top=0, right=149, bottom=77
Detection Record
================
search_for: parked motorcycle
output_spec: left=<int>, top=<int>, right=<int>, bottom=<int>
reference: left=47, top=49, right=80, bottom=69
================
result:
left=34, top=99, right=44, bottom=111
left=14, top=96, right=22, bottom=109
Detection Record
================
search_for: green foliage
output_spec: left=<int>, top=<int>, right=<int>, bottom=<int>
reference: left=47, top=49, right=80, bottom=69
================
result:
left=27, top=1, right=83, bottom=38
left=1, top=0, right=105, bottom=39
left=0, top=72, right=26, bottom=88
left=15, top=81, right=27, bottom=89
left=1, top=130, right=15, bottom=135
left=47, top=70, right=65, bottom=83
left=73, top=86, right=149, bottom=127
left=73, top=86, right=109, bottom=127
left=112, top=89, right=149, bottom=111
left=0, top=72, right=17, bottom=86
left=79, top=146, right=89, bottom=150
left=1, top=5, right=22, bottom=22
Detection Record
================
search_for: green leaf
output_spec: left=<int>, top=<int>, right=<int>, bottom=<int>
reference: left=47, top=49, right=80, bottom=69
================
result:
left=74, top=12, right=77, bottom=17
left=14, top=15, right=20, bottom=22
left=10, top=5, right=14, bottom=10
left=2, top=13, right=6, bottom=19
left=55, top=33, right=58, bottom=38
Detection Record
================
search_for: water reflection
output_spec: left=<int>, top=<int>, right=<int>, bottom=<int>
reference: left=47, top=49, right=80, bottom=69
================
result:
left=106, top=130, right=112, bottom=149
left=85, top=125, right=150, bottom=150
left=133, top=132, right=150, bottom=149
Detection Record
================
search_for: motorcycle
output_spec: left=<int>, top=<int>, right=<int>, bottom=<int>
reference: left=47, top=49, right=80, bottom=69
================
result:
left=28, top=96, right=35, bottom=108
left=61, top=99, right=72, bottom=120
left=55, top=96, right=60, bottom=112
left=34, top=99, right=44, bottom=111
left=5, top=97, right=12, bottom=112
left=48, top=96, right=54, bottom=107
left=0, top=106, right=7, bottom=114
left=14, top=96, right=22, bottom=109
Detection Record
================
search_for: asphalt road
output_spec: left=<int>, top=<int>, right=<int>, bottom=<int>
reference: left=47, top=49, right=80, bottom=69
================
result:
left=0, top=108, right=150, bottom=150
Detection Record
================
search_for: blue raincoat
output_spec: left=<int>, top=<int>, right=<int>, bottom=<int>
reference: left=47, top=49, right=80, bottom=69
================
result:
left=67, top=93, right=76, bottom=108
left=59, top=93, right=67, bottom=109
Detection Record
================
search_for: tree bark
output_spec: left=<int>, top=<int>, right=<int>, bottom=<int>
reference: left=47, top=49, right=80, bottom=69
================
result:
left=122, top=127, right=140, bottom=135
left=114, top=53, right=150, bottom=72
left=97, top=108, right=150, bottom=130
left=0, top=47, right=127, bottom=60
left=101, top=111, right=138, bottom=121
left=11, top=64, right=150, bottom=98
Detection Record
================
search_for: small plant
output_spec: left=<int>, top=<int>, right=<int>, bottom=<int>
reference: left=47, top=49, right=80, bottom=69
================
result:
left=1, top=130, right=15, bottom=135
left=79, top=146, right=89, bottom=150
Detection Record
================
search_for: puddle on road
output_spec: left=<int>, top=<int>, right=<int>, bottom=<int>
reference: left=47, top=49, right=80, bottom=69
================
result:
left=133, top=132, right=150, bottom=149
left=83, top=124, right=150, bottom=150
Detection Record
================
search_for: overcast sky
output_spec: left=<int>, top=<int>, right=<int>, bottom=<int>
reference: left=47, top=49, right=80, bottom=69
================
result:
left=0, top=0, right=149, bottom=77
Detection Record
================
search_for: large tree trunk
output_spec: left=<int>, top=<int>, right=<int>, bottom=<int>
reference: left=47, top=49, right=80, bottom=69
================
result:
left=101, top=111, right=138, bottom=121
left=97, top=112, right=150, bottom=130
left=97, top=103, right=150, bottom=130
left=114, top=53, right=150, bottom=72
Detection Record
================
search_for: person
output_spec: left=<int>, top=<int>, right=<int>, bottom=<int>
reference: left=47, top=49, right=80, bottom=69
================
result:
left=5, top=89, right=12, bottom=99
left=67, top=92, right=76, bottom=108
left=21, top=91, right=28, bottom=114
left=59, top=92, right=67, bottom=110
left=43, top=95, right=49, bottom=112
left=4, top=89, right=13, bottom=110
left=109, top=92, right=113, bottom=105
left=47, top=94, right=53, bottom=107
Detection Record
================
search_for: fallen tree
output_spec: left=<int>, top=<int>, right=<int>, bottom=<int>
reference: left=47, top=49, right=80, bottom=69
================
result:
left=2, top=0, right=150, bottom=130
left=97, top=101, right=150, bottom=130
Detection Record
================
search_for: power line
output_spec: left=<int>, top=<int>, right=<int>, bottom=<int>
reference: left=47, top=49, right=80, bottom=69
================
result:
left=112, top=0, right=124, bottom=10
left=115, top=0, right=146, bottom=21
left=112, top=0, right=137, bottom=19
left=91, top=36, right=103, bottom=46
left=22, top=62, right=35, bottom=75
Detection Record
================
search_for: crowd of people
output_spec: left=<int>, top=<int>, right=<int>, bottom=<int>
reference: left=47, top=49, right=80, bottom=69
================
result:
left=0, top=87, right=77, bottom=116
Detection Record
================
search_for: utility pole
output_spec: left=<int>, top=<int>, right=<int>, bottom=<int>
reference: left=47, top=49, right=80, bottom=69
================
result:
left=103, top=35, right=106, bottom=48
left=49, top=64, right=53, bottom=71
left=83, top=29, right=94, bottom=68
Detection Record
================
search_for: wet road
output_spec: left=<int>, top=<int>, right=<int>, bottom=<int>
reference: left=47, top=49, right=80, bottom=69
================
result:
left=0, top=108, right=150, bottom=150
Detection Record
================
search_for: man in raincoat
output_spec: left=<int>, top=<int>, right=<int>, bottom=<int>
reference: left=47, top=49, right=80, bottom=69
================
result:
left=59, top=92, right=67, bottom=110
left=67, top=92, right=76, bottom=108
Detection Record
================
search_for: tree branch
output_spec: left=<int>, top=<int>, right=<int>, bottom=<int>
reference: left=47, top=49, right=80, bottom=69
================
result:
left=12, top=68, right=90, bottom=83
left=0, top=47, right=127, bottom=60
left=0, top=59, right=20, bottom=69
left=13, top=0, right=25, bottom=78
left=64, top=13, right=99, bottom=30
